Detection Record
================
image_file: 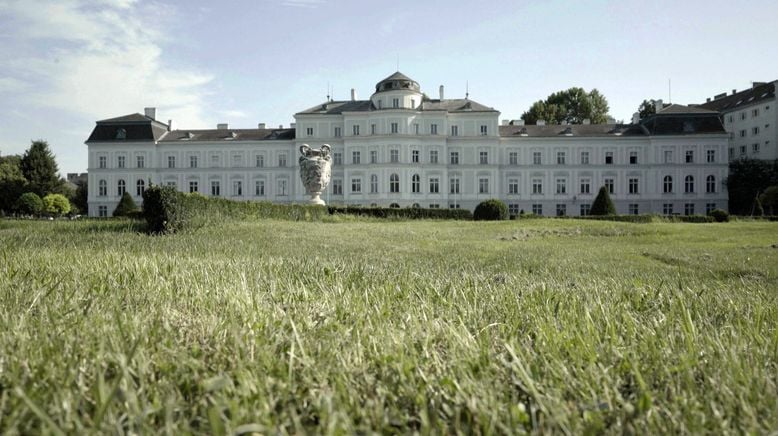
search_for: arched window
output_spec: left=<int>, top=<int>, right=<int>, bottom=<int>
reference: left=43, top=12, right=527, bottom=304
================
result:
left=117, top=179, right=126, bottom=196
left=412, top=203, right=420, bottom=208
left=389, top=173, right=399, bottom=193
left=411, top=174, right=420, bottom=193
left=136, top=179, right=145, bottom=196
left=389, top=203, right=400, bottom=208
left=663, top=176, right=673, bottom=193
left=706, top=175, right=716, bottom=193
left=685, top=175, right=694, bottom=193
left=98, top=179, right=107, bottom=196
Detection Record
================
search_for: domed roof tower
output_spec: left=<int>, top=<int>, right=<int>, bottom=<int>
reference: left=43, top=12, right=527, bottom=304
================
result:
left=370, top=71, right=422, bottom=110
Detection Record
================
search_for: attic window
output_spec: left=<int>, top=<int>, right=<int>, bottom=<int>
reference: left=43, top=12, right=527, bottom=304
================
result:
left=519, top=127, right=528, bottom=136
left=115, top=128, right=126, bottom=140
left=181, top=132, right=194, bottom=140
left=683, top=121, right=695, bottom=133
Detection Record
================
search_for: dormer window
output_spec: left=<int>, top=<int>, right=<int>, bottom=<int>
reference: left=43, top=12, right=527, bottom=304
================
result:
left=115, top=128, right=126, bottom=140
left=683, top=121, right=694, bottom=133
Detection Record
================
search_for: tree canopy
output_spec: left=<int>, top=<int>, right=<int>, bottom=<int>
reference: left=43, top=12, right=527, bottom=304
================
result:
left=0, top=156, right=27, bottom=213
left=638, top=99, right=657, bottom=120
left=20, top=140, right=64, bottom=197
left=521, top=87, right=610, bottom=125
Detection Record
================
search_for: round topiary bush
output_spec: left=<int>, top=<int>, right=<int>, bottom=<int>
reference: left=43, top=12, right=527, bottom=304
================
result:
left=473, top=199, right=508, bottom=221
left=709, top=208, right=730, bottom=223
left=43, top=193, right=71, bottom=217
left=15, top=192, right=44, bottom=216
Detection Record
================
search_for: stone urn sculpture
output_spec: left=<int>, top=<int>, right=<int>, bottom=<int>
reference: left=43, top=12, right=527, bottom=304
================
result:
left=299, top=144, right=332, bottom=205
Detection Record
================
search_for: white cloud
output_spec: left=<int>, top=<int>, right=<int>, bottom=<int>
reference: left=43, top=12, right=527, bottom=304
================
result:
left=0, top=0, right=213, bottom=128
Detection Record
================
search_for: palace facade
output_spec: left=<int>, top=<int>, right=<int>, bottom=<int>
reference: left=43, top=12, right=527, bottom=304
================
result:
left=86, top=72, right=729, bottom=217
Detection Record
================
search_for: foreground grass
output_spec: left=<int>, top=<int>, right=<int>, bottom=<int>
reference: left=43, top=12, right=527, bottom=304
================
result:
left=0, top=218, right=777, bottom=434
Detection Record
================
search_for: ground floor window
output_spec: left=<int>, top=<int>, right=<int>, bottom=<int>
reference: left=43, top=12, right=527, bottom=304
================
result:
left=449, top=203, right=461, bottom=209
left=189, top=181, right=198, bottom=193
left=211, top=181, right=220, bottom=196
left=232, top=180, right=242, bottom=197
left=706, top=203, right=717, bottom=214
left=389, top=203, right=400, bottom=208
left=556, top=204, right=566, bottom=216
left=580, top=204, right=590, bottom=216
left=429, top=204, right=440, bottom=209
left=663, top=203, right=674, bottom=215
left=98, top=205, right=108, bottom=217
left=532, top=204, right=543, bottom=215
left=508, top=203, right=520, bottom=216
left=255, top=180, right=265, bottom=196
left=629, top=203, right=639, bottom=215
left=332, top=179, right=343, bottom=195
left=685, top=203, right=695, bottom=216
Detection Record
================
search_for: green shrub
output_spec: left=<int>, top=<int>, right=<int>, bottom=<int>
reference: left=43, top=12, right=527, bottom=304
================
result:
left=15, top=192, right=44, bottom=216
left=113, top=192, right=139, bottom=217
left=43, top=194, right=71, bottom=217
left=590, top=186, right=616, bottom=215
left=142, top=185, right=188, bottom=233
left=328, top=205, right=472, bottom=220
left=473, top=199, right=508, bottom=221
left=709, top=208, right=730, bottom=223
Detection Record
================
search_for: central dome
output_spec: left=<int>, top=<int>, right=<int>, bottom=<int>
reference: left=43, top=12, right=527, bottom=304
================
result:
left=374, top=71, right=420, bottom=94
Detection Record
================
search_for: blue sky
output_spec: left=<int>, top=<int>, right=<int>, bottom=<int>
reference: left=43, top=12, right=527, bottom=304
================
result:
left=1, top=0, right=777, bottom=175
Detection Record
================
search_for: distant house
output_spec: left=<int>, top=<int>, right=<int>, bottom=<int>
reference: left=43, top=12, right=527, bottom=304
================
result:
left=85, top=72, right=729, bottom=217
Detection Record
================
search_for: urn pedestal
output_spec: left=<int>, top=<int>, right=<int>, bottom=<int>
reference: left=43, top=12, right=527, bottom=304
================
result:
left=298, top=144, right=332, bottom=205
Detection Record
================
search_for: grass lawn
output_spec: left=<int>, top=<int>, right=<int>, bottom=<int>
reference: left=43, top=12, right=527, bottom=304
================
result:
left=0, top=218, right=777, bottom=434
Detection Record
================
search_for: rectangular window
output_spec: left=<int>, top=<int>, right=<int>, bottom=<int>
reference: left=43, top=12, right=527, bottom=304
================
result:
left=753, top=143, right=760, bottom=153
left=450, top=151, right=459, bottom=165
left=255, top=180, right=265, bottom=196
left=532, top=204, right=543, bottom=215
left=370, top=150, right=378, bottom=164
left=188, top=181, right=198, bottom=193
left=684, top=203, right=695, bottom=216
left=629, top=204, right=639, bottom=215
left=168, top=155, right=176, bottom=169
left=211, top=181, right=220, bottom=196
left=508, top=178, right=519, bottom=195
left=391, top=122, right=398, bottom=134
left=479, top=151, right=488, bottom=165
left=449, top=177, right=460, bottom=194
left=629, top=152, right=638, bottom=165
left=232, top=180, right=242, bottom=197
left=685, top=150, right=694, bottom=163
left=740, top=145, right=747, bottom=155
left=332, top=179, right=343, bottom=195
left=334, top=127, right=342, bottom=137
left=604, top=178, right=614, bottom=194
left=556, top=204, right=566, bottom=216
left=211, top=154, right=220, bottom=167
left=166, top=181, right=176, bottom=189
left=739, top=129, right=746, bottom=138
left=277, top=179, right=287, bottom=196
left=256, top=154, right=264, bottom=167
left=509, top=204, right=520, bottom=216
left=556, top=151, right=566, bottom=165
left=629, top=178, right=639, bottom=194
left=390, top=149, right=399, bottom=163
left=664, top=150, right=673, bottom=163
left=478, top=178, right=489, bottom=194
left=333, top=152, right=342, bottom=165
left=753, top=126, right=760, bottom=135
left=663, top=203, right=674, bottom=215
left=98, top=156, right=107, bottom=169
left=729, top=148, right=734, bottom=158
left=306, top=127, right=313, bottom=136
left=580, top=151, right=590, bottom=165
left=480, top=125, right=488, bottom=136
left=429, top=150, right=438, bottom=164
left=98, top=205, right=108, bottom=217
left=605, top=152, right=613, bottom=164
left=412, top=150, right=420, bottom=163
left=706, top=203, right=717, bottom=214
left=509, top=151, right=518, bottom=165
left=351, top=178, right=362, bottom=193
left=136, top=155, right=144, bottom=168
left=580, top=178, right=590, bottom=194
left=352, top=125, right=360, bottom=136
left=532, top=178, right=543, bottom=194
left=430, top=124, right=438, bottom=135
left=392, top=98, right=399, bottom=108
left=451, top=125, right=458, bottom=136
left=752, top=108, right=759, bottom=117
left=190, top=155, right=198, bottom=168
left=370, top=176, right=378, bottom=193
left=278, top=154, right=287, bottom=167
left=352, top=151, right=361, bottom=164
left=429, top=204, right=440, bottom=209
left=232, top=154, right=242, bottom=167
left=741, top=112, right=746, bottom=120
left=429, top=178, right=439, bottom=193
left=580, top=204, right=590, bottom=216
left=556, top=178, right=566, bottom=194
left=117, top=156, right=125, bottom=168
left=706, top=150, right=715, bottom=163
left=371, top=124, right=377, bottom=135
left=414, top=123, right=419, bottom=135
left=533, top=152, right=541, bottom=165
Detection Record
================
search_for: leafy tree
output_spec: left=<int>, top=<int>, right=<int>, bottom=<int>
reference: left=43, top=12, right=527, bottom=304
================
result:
left=759, top=186, right=778, bottom=215
left=15, top=192, right=44, bottom=216
left=113, top=191, right=139, bottom=217
left=638, top=99, right=657, bottom=120
left=0, top=155, right=27, bottom=213
left=20, top=140, right=63, bottom=197
left=522, top=87, right=610, bottom=125
left=590, top=186, right=616, bottom=215
left=43, top=194, right=71, bottom=217
left=725, top=159, right=778, bottom=215
left=71, top=180, right=88, bottom=215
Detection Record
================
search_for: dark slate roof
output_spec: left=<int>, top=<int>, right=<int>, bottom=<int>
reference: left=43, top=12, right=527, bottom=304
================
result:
left=87, top=113, right=169, bottom=142
left=657, top=103, right=718, bottom=114
left=374, top=71, right=420, bottom=94
left=420, top=98, right=497, bottom=112
left=640, top=112, right=726, bottom=135
left=296, top=98, right=497, bottom=115
left=699, top=81, right=776, bottom=112
left=296, top=100, right=374, bottom=115
left=499, top=124, right=644, bottom=137
left=159, top=128, right=295, bottom=142
left=381, top=71, right=414, bottom=82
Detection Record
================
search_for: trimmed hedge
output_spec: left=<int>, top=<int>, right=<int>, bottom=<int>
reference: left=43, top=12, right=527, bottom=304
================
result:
left=553, top=214, right=715, bottom=223
left=473, top=199, right=509, bottom=221
left=328, top=205, right=472, bottom=220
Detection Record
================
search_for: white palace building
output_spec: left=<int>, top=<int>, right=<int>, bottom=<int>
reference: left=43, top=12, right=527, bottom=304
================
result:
left=86, top=72, right=729, bottom=217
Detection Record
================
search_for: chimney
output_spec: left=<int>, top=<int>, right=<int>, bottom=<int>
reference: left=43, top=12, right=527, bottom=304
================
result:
left=167, top=119, right=172, bottom=131
left=501, top=119, right=509, bottom=126
left=706, top=98, right=711, bottom=102
left=279, top=124, right=283, bottom=128
left=631, top=113, right=639, bottom=124
left=217, top=123, right=228, bottom=130
left=732, top=89, right=737, bottom=95
left=439, top=85, right=444, bottom=100
left=512, top=119, right=524, bottom=126
left=351, top=88, right=357, bottom=101
left=655, top=99, right=663, bottom=112
left=144, top=107, right=156, bottom=119
left=537, top=119, right=546, bottom=126
left=290, top=123, right=296, bottom=128
left=583, top=118, right=591, bottom=125
left=257, top=123, right=265, bottom=129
